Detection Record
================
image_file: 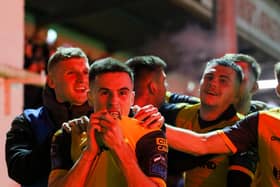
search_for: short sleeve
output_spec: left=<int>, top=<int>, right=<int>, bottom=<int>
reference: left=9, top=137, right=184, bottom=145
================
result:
left=135, top=130, right=168, bottom=181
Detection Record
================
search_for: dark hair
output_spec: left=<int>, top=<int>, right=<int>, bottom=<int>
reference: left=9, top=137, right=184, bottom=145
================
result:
left=205, top=58, right=244, bottom=84
left=125, top=55, right=167, bottom=71
left=223, top=53, right=261, bottom=80
left=47, top=47, right=88, bottom=73
left=125, top=55, right=166, bottom=82
left=89, top=57, right=134, bottom=85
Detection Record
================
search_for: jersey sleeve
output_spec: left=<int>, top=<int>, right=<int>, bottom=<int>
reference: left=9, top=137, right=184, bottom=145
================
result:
left=228, top=146, right=258, bottom=180
left=135, top=130, right=168, bottom=182
left=221, top=112, right=259, bottom=153
left=159, top=103, right=188, bottom=125
left=166, top=92, right=200, bottom=104
left=50, top=129, right=73, bottom=170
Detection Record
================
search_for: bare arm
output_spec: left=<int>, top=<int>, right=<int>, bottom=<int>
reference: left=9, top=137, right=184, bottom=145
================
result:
left=49, top=116, right=100, bottom=187
left=110, top=140, right=164, bottom=187
left=48, top=149, right=99, bottom=187
left=165, top=124, right=232, bottom=155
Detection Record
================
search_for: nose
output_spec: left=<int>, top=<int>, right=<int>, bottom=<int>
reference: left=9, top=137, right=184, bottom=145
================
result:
left=77, top=72, right=88, bottom=83
left=207, top=78, right=218, bottom=88
left=108, top=93, right=120, bottom=110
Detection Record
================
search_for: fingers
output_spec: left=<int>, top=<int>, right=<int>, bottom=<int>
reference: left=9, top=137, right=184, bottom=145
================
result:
left=88, top=110, right=123, bottom=150
left=62, top=115, right=89, bottom=133
left=141, top=112, right=164, bottom=129
left=62, top=122, right=72, bottom=133
left=133, top=105, right=165, bottom=129
left=89, top=110, right=116, bottom=133
left=131, top=105, right=141, bottom=114
left=134, top=104, right=158, bottom=121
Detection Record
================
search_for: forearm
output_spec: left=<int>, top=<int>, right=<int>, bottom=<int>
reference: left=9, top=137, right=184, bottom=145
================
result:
left=112, top=142, right=164, bottom=187
left=49, top=149, right=98, bottom=187
left=166, top=124, right=231, bottom=155
left=6, top=147, right=50, bottom=184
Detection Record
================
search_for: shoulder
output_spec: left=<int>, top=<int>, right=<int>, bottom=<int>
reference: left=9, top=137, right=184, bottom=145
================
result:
left=176, top=104, right=200, bottom=124
left=250, top=100, right=272, bottom=112
left=9, top=108, right=46, bottom=133
left=23, top=107, right=48, bottom=121
left=121, top=117, right=165, bottom=144
left=166, top=91, right=200, bottom=104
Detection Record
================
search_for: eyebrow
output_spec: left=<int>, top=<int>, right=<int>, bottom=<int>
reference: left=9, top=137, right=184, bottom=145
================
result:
left=97, top=87, right=131, bottom=92
left=204, top=72, right=232, bottom=80
left=219, top=74, right=231, bottom=79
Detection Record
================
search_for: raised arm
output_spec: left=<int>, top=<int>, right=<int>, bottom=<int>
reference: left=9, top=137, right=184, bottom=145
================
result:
left=96, top=111, right=167, bottom=187
left=165, top=124, right=232, bottom=155
left=48, top=116, right=100, bottom=187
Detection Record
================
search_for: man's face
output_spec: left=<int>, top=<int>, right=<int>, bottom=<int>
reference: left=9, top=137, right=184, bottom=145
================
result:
left=88, top=72, right=135, bottom=117
left=200, top=64, right=239, bottom=110
left=48, top=58, right=89, bottom=105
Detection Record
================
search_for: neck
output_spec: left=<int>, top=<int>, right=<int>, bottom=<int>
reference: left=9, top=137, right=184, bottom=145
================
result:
left=134, top=96, right=158, bottom=108
left=235, top=96, right=252, bottom=115
left=200, top=104, right=227, bottom=121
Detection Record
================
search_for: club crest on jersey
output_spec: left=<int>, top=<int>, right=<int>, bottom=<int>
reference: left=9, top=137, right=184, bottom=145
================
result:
left=150, top=154, right=167, bottom=180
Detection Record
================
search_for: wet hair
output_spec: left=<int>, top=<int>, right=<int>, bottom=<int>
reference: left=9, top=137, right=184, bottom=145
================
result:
left=47, top=47, right=88, bottom=73
left=205, top=58, right=244, bottom=84
left=89, top=57, right=134, bottom=86
left=223, top=53, right=261, bottom=80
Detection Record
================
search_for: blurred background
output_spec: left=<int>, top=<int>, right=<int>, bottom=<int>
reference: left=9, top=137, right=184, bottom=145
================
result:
left=24, top=0, right=280, bottom=105
left=1, top=0, right=280, bottom=186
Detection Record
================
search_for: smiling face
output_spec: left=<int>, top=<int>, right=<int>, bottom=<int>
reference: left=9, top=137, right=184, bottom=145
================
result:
left=199, top=64, right=240, bottom=111
left=47, top=57, right=89, bottom=105
left=87, top=72, right=135, bottom=117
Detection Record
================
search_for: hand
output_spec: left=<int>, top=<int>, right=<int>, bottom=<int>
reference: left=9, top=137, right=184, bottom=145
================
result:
left=62, top=116, right=90, bottom=160
left=62, top=115, right=89, bottom=134
left=133, top=104, right=164, bottom=129
left=89, top=110, right=124, bottom=151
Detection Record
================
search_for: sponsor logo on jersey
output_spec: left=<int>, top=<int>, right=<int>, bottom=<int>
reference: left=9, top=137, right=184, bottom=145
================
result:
left=156, top=138, right=168, bottom=152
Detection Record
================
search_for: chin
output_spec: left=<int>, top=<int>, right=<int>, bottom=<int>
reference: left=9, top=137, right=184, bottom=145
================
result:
left=73, top=100, right=87, bottom=106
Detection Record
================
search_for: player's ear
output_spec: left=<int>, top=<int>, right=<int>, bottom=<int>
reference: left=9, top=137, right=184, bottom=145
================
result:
left=47, top=75, right=55, bottom=88
left=251, top=82, right=259, bottom=94
left=149, top=81, right=157, bottom=95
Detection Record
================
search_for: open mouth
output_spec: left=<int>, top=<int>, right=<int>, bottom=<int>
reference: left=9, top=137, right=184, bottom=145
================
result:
left=74, top=86, right=88, bottom=92
left=205, top=90, right=218, bottom=96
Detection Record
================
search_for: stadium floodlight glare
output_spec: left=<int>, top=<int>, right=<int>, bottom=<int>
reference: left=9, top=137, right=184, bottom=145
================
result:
left=258, top=79, right=277, bottom=90
left=46, top=28, right=57, bottom=45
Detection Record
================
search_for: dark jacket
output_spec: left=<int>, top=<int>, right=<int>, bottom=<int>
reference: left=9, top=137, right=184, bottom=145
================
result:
left=5, top=85, right=92, bottom=187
